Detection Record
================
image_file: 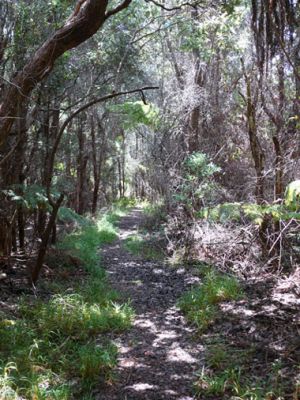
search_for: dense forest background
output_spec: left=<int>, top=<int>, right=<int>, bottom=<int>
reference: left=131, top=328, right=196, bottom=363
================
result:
left=0, top=0, right=299, bottom=399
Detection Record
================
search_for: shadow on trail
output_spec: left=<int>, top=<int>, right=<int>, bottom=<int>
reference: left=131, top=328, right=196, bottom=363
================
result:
left=97, top=208, right=204, bottom=400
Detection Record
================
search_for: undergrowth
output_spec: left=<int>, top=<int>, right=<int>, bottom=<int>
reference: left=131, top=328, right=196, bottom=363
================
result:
left=195, top=338, right=297, bottom=399
left=123, top=201, right=166, bottom=260
left=141, top=201, right=167, bottom=232
left=179, top=266, right=297, bottom=399
left=0, top=205, right=134, bottom=399
left=197, top=202, right=300, bottom=225
left=178, top=267, right=243, bottom=332
left=124, top=233, right=164, bottom=260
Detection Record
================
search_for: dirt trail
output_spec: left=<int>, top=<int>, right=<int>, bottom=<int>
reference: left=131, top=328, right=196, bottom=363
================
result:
left=97, top=208, right=204, bottom=400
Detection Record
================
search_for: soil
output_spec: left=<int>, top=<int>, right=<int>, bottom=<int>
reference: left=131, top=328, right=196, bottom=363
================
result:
left=1, top=208, right=299, bottom=399
left=96, top=208, right=300, bottom=400
left=96, top=208, right=204, bottom=400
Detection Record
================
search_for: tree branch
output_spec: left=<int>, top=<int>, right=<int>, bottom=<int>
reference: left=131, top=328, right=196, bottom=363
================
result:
left=105, top=0, right=133, bottom=19
left=144, top=0, right=203, bottom=11
left=46, top=86, right=159, bottom=198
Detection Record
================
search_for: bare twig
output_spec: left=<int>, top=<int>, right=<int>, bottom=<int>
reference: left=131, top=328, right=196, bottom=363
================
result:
left=144, top=0, right=203, bottom=11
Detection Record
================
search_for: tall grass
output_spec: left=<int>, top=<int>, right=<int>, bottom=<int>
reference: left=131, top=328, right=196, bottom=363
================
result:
left=0, top=207, right=133, bottom=399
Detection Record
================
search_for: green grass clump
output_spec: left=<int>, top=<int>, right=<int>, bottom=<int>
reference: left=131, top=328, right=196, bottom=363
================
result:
left=178, top=270, right=242, bottom=332
left=195, top=366, right=290, bottom=399
left=194, top=333, right=295, bottom=398
left=113, top=197, right=137, bottom=209
left=124, top=234, right=164, bottom=260
left=0, top=291, right=133, bottom=398
left=20, top=293, right=132, bottom=339
left=0, top=208, right=134, bottom=399
left=78, top=343, right=118, bottom=382
left=58, top=211, right=119, bottom=273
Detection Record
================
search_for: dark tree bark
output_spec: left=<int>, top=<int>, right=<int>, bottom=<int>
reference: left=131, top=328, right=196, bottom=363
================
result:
left=91, top=116, right=105, bottom=214
left=0, top=0, right=133, bottom=149
left=261, top=57, right=285, bottom=201
left=242, top=62, right=265, bottom=204
left=0, top=103, right=27, bottom=255
left=76, top=118, right=89, bottom=215
left=31, top=194, right=64, bottom=285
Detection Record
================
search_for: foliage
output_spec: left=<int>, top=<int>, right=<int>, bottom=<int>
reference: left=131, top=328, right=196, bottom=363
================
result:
left=0, top=210, right=133, bottom=399
left=141, top=202, right=167, bottom=232
left=178, top=268, right=242, bottom=332
left=109, top=101, right=159, bottom=130
left=58, top=206, right=88, bottom=225
left=113, top=197, right=137, bottom=209
left=2, top=185, right=51, bottom=211
left=124, top=233, right=164, bottom=260
left=195, top=361, right=291, bottom=399
left=0, top=0, right=299, bottom=395
left=20, top=293, right=132, bottom=339
left=194, top=323, right=295, bottom=399
left=184, top=153, right=221, bottom=178
left=58, top=209, right=121, bottom=272
left=78, top=343, right=118, bottom=382
left=197, top=202, right=300, bottom=225
left=285, top=180, right=300, bottom=211
left=174, top=152, right=221, bottom=212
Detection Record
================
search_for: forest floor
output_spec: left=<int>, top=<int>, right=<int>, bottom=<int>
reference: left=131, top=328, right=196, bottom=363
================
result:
left=95, top=207, right=300, bottom=400
left=96, top=208, right=204, bottom=400
left=0, top=206, right=299, bottom=399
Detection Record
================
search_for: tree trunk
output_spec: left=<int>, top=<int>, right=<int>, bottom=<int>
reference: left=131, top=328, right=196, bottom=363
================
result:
left=118, top=158, right=123, bottom=198
left=76, top=119, right=88, bottom=215
left=0, top=102, right=27, bottom=254
left=17, top=204, right=25, bottom=250
left=242, top=64, right=265, bottom=204
left=0, top=0, right=132, bottom=149
left=31, top=194, right=64, bottom=285
left=91, top=115, right=104, bottom=214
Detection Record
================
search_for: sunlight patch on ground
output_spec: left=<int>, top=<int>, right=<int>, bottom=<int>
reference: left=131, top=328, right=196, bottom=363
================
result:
left=184, top=275, right=201, bottom=285
left=117, top=344, right=132, bottom=354
left=134, top=316, right=158, bottom=334
left=119, top=228, right=139, bottom=240
left=167, top=343, right=198, bottom=364
left=153, top=330, right=179, bottom=347
left=119, top=358, right=137, bottom=368
left=126, top=383, right=159, bottom=391
left=153, top=268, right=165, bottom=275
left=163, top=389, right=178, bottom=396
left=178, top=397, right=195, bottom=400
left=220, top=301, right=255, bottom=317
left=272, top=291, right=300, bottom=307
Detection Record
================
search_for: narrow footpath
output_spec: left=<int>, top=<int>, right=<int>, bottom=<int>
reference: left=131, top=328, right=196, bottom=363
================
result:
left=96, top=208, right=204, bottom=400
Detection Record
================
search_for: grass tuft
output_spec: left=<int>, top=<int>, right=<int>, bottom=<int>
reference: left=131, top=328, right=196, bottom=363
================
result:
left=178, top=269, right=242, bottom=332
left=0, top=207, right=133, bottom=399
left=78, top=342, right=118, bottom=382
left=124, top=234, right=164, bottom=260
left=194, top=336, right=294, bottom=399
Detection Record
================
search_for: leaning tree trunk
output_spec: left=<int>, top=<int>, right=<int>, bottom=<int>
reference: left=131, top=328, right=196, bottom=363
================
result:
left=0, top=0, right=132, bottom=149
